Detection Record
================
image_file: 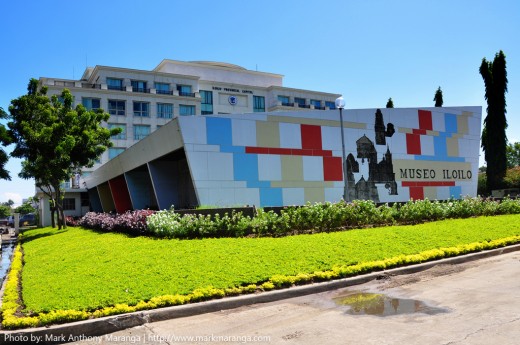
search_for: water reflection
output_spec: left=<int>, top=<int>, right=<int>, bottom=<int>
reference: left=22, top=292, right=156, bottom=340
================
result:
left=334, top=292, right=447, bottom=317
left=0, top=243, right=15, bottom=284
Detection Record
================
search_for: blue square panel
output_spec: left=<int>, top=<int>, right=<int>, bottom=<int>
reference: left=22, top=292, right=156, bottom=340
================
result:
left=434, top=136, right=447, bottom=158
left=444, top=113, right=458, bottom=133
left=449, top=186, right=462, bottom=199
left=206, top=117, right=232, bottom=146
left=234, top=153, right=258, bottom=182
left=260, top=188, right=283, bottom=206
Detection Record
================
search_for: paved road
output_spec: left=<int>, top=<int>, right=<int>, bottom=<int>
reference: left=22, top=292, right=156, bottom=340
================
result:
left=67, top=250, right=520, bottom=345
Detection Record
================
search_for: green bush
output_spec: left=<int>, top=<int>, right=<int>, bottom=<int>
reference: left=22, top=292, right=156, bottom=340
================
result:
left=92, top=197, right=520, bottom=240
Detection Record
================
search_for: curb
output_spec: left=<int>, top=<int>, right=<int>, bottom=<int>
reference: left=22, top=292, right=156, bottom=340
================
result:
left=2, top=244, right=520, bottom=344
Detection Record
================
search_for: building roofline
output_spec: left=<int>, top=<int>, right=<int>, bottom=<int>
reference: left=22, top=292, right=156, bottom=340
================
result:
left=267, top=85, right=341, bottom=98
left=153, top=59, right=284, bottom=79
left=87, top=65, right=200, bottom=82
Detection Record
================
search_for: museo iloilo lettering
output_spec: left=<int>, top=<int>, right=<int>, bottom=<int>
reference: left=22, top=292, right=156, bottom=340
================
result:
left=399, top=168, right=472, bottom=180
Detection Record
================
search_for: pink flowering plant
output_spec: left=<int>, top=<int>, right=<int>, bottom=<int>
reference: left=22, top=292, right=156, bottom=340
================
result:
left=79, top=210, right=155, bottom=235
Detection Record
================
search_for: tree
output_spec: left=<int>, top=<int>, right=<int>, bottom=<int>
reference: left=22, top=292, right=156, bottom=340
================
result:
left=8, top=79, right=121, bottom=229
left=480, top=50, right=508, bottom=192
left=433, top=86, right=443, bottom=107
left=1, top=199, right=14, bottom=207
left=0, top=107, right=11, bottom=180
left=14, top=199, right=36, bottom=215
left=0, top=204, right=10, bottom=218
left=14, top=202, right=36, bottom=214
left=506, top=142, right=520, bottom=168
left=386, top=98, right=394, bottom=108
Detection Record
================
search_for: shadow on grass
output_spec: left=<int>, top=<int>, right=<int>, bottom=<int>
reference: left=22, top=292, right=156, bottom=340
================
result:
left=20, top=228, right=68, bottom=244
left=76, top=226, right=154, bottom=240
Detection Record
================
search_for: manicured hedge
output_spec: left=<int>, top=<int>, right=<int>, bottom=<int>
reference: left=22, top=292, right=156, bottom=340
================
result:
left=77, top=197, right=520, bottom=239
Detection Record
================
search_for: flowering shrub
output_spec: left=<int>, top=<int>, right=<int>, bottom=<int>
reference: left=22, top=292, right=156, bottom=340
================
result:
left=65, top=216, right=81, bottom=227
left=79, top=210, right=155, bottom=235
left=78, top=197, right=520, bottom=239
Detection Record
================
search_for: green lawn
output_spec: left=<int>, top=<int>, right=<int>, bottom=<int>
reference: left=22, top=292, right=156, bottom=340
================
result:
left=21, top=214, right=520, bottom=313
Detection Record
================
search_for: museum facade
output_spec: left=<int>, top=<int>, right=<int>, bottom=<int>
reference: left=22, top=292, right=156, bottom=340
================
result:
left=82, top=106, right=481, bottom=213
left=34, top=59, right=481, bottom=225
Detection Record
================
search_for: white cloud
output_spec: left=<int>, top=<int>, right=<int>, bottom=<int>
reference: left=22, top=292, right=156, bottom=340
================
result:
left=1, top=192, right=23, bottom=206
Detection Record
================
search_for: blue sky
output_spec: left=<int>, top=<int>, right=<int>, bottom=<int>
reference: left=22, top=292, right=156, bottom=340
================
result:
left=0, top=0, right=519, bottom=205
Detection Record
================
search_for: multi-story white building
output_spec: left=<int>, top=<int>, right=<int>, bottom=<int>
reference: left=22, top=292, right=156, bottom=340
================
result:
left=37, top=59, right=341, bottom=225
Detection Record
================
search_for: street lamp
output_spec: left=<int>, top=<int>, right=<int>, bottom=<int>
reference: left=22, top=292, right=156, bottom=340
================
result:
left=335, top=96, right=348, bottom=202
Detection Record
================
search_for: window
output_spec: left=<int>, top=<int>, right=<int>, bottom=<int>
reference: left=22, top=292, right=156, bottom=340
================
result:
left=108, top=100, right=125, bottom=116
left=179, top=105, right=195, bottom=116
left=82, top=98, right=101, bottom=110
left=311, top=99, right=321, bottom=108
left=177, top=84, right=193, bottom=97
left=278, top=95, right=290, bottom=105
left=80, top=192, right=90, bottom=207
left=155, top=82, right=171, bottom=95
left=133, top=101, right=149, bottom=117
left=157, top=103, right=173, bottom=118
left=200, top=90, right=213, bottom=115
left=133, top=125, right=150, bottom=140
left=131, top=80, right=147, bottom=93
left=295, top=97, right=306, bottom=107
left=108, top=123, right=126, bottom=139
left=325, top=101, right=336, bottom=110
left=107, top=78, right=124, bottom=91
left=63, top=198, right=76, bottom=211
left=108, top=147, right=125, bottom=159
left=253, top=96, right=265, bottom=112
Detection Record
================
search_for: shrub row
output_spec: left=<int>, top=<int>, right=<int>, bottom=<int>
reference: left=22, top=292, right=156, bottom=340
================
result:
left=4, top=235, right=520, bottom=329
left=146, top=197, right=520, bottom=239
left=78, top=197, right=520, bottom=239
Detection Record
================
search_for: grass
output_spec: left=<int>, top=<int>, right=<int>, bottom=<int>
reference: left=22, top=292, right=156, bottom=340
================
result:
left=19, top=214, right=520, bottom=314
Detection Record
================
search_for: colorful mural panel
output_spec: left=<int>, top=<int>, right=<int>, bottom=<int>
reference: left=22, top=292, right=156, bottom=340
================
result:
left=180, top=107, right=481, bottom=207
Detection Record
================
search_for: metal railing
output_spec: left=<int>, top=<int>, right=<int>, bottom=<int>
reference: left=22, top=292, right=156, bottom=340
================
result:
left=81, top=83, right=101, bottom=89
left=179, top=91, right=196, bottom=97
left=132, top=87, right=150, bottom=93
left=156, top=89, right=173, bottom=95
left=107, top=85, right=125, bottom=91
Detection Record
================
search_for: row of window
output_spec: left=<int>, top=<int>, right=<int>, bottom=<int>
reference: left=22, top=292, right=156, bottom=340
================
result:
left=83, top=94, right=266, bottom=117
left=104, top=78, right=333, bottom=111
left=83, top=98, right=195, bottom=118
left=106, top=78, right=194, bottom=96
left=201, top=91, right=265, bottom=113
left=107, top=123, right=155, bottom=142
left=277, top=96, right=335, bottom=109
left=61, top=193, right=89, bottom=210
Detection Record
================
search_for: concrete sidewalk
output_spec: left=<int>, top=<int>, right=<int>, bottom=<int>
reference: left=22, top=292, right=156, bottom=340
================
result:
left=1, top=244, right=520, bottom=344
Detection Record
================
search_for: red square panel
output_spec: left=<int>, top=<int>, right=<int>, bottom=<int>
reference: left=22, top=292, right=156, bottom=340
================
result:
left=323, top=156, right=343, bottom=181
left=301, top=124, right=322, bottom=150
left=418, top=110, right=433, bottom=131
left=409, top=186, right=424, bottom=200
left=406, top=133, right=421, bottom=155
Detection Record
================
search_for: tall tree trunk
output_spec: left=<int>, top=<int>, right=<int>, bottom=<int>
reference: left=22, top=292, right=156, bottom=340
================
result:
left=51, top=206, right=56, bottom=228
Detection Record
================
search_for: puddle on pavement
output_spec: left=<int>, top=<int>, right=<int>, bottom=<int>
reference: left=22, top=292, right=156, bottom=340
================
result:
left=334, top=291, right=448, bottom=317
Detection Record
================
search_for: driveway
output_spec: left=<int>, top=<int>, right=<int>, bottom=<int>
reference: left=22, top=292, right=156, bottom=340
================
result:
left=67, top=250, right=520, bottom=345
